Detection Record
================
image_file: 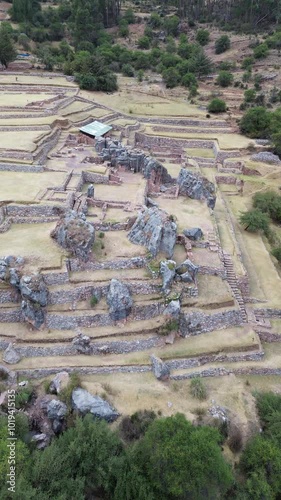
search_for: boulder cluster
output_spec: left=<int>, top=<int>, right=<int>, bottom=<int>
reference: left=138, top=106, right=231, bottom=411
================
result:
left=160, top=258, right=198, bottom=294
left=177, top=168, right=216, bottom=209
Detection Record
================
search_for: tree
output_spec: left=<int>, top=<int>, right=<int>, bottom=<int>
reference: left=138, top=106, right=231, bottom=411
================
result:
left=131, top=414, right=233, bottom=499
left=215, top=35, right=231, bottom=54
left=216, top=70, right=234, bottom=87
left=244, top=89, right=256, bottom=102
left=241, top=56, right=254, bottom=69
left=196, top=29, right=210, bottom=46
left=239, top=209, right=270, bottom=233
left=253, top=191, right=281, bottom=222
left=164, top=16, right=179, bottom=36
left=122, top=63, right=134, bottom=77
left=150, top=13, right=162, bottom=29
left=181, top=72, right=197, bottom=88
left=208, top=98, right=227, bottom=113
left=239, top=107, right=271, bottom=138
left=162, top=67, right=180, bottom=88
left=138, top=36, right=150, bottom=49
left=189, top=49, right=213, bottom=77
left=0, top=23, right=17, bottom=68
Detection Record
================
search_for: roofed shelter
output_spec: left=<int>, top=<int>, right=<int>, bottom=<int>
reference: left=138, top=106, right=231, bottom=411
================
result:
left=79, top=121, right=112, bottom=139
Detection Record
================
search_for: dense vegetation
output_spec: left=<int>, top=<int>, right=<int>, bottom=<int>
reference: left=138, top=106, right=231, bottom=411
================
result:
left=240, top=107, right=281, bottom=155
left=1, top=389, right=281, bottom=499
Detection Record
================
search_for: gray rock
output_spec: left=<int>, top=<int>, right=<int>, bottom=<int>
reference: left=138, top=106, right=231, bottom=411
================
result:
left=21, top=300, right=46, bottom=330
left=87, top=184, right=94, bottom=198
left=51, top=210, right=95, bottom=261
left=164, top=299, right=181, bottom=318
left=72, top=333, right=92, bottom=354
left=72, top=388, right=119, bottom=422
left=251, top=151, right=281, bottom=165
left=183, top=227, right=203, bottom=241
left=151, top=355, right=170, bottom=381
left=208, top=405, right=228, bottom=423
left=106, top=279, right=133, bottom=321
left=128, top=207, right=177, bottom=258
left=52, top=419, right=63, bottom=434
left=146, top=197, right=159, bottom=208
left=176, top=259, right=198, bottom=282
left=3, top=343, right=21, bottom=365
left=177, top=168, right=216, bottom=209
left=160, top=260, right=176, bottom=294
left=143, top=158, right=173, bottom=184
left=47, top=399, right=68, bottom=420
left=31, top=433, right=49, bottom=449
left=20, top=274, right=48, bottom=307
left=18, top=380, right=28, bottom=387
left=49, top=372, right=70, bottom=394
left=9, top=268, right=20, bottom=287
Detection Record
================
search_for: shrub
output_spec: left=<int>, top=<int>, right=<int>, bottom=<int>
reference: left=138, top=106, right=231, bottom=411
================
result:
left=239, top=106, right=271, bottom=138
left=78, top=74, right=97, bottom=90
left=60, top=372, right=82, bottom=406
left=215, top=35, right=230, bottom=54
left=90, top=295, right=99, bottom=307
left=254, top=43, right=269, bottom=59
left=15, top=385, right=34, bottom=409
left=272, top=246, right=281, bottom=262
left=137, top=36, right=150, bottom=49
left=196, top=29, right=210, bottom=46
left=239, top=209, right=270, bottom=233
left=119, top=410, right=157, bottom=441
left=122, top=63, right=134, bottom=77
left=208, top=98, right=226, bottom=113
left=241, top=56, right=254, bottom=69
left=244, top=88, right=256, bottom=102
left=119, top=19, right=129, bottom=38
left=162, top=67, right=180, bottom=88
left=150, top=12, right=162, bottom=29
left=190, top=377, right=207, bottom=400
left=181, top=72, right=197, bottom=88
left=216, top=70, right=234, bottom=87
left=253, top=191, right=281, bottom=222
left=123, top=8, right=135, bottom=24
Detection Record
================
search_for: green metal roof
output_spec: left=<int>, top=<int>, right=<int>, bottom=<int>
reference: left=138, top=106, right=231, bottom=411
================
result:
left=79, top=121, right=112, bottom=137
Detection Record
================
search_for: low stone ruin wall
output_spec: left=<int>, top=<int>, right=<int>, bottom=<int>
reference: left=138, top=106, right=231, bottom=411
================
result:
left=6, top=205, right=60, bottom=218
left=135, top=133, right=215, bottom=151
left=67, top=257, right=146, bottom=272
left=215, top=176, right=237, bottom=185
left=82, top=171, right=109, bottom=185
left=197, top=265, right=226, bottom=278
left=0, top=164, right=44, bottom=172
left=179, top=309, right=243, bottom=336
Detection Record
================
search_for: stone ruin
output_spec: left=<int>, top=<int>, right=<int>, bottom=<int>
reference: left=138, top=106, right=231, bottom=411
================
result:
left=177, top=168, right=216, bottom=209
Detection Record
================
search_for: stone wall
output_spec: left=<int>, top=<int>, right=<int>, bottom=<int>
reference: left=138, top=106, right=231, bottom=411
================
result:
left=215, top=176, right=237, bottom=185
left=68, top=257, right=146, bottom=272
left=0, top=164, right=43, bottom=172
left=82, top=171, right=109, bottom=185
left=135, top=133, right=215, bottom=151
left=179, top=309, right=243, bottom=336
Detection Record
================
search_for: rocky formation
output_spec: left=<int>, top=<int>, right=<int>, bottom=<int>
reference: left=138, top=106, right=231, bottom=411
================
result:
left=47, top=399, right=68, bottom=420
left=183, top=227, right=203, bottom=241
left=72, top=388, right=119, bottom=422
left=72, top=333, right=92, bottom=354
left=0, top=257, right=20, bottom=288
left=151, top=355, right=170, bottom=381
left=177, top=168, right=216, bottom=209
left=164, top=299, right=181, bottom=319
left=106, top=279, right=133, bottom=321
left=143, top=157, right=173, bottom=184
left=49, top=372, right=70, bottom=394
left=251, top=151, right=281, bottom=165
left=176, top=259, right=198, bottom=283
left=3, top=343, right=21, bottom=365
left=51, top=210, right=95, bottom=261
left=160, top=260, right=176, bottom=294
left=20, top=274, right=48, bottom=329
left=128, top=207, right=177, bottom=258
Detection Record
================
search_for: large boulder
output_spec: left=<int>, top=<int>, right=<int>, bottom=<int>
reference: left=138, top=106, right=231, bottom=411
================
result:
left=128, top=207, right=177, bottom=258
left=49, top=372, right=70, bottom=394
left=164, top=299, right=181, bottom=319
left=19, top=274, right=48, bottom=329
left=106, top=279, right=133, bottom=321
left=176, top=259, right=198, bottom=283
left=183, top=227, right=203, bottom=241
left=177, top=168, right=216, bottom=209
left=72, top=388, right=119, bottom=422
left=3, top=343, right=21, bottom=365
left=143, top=158, right=173, bottom=184
left=47, top=399, right=68, bottom=420
left=72, top=333, right=92, bottom=354
left=51, top=210, right=95, bottom=261
left=160, top=260, right=176, bottom=295
left=151, top=355, right=170, bottom=381
left=0, top=258, right=20, bottom=288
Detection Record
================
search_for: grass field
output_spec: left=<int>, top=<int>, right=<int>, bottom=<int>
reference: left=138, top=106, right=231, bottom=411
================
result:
left=0, top=171, right=66, bottom=201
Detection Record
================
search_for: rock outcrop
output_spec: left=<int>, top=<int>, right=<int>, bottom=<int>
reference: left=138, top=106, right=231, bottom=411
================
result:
left=51, top=210, right=95, bottom=261
left=128, top=207, right=177, bottom=258
left=72, top=333, right=92, bottom=354
left=3, top=343, right=21, bottom=365
left=164, top=299, right=181, bottom=319
left=151, top=355, right=170, bottom=381
left=143, top=157, right=173, bottom=185
left=47, top=399, right=68, bottom=420
left=72, top=388, right=119, bottom=422
left=49, top=372, right=70, bottom=394
left=177, top=168, right=216, bottom=209
left=183, top=227, right=203, bottom=241
left=106, top=279, right=133, bottom=321
left=20, top=274, right=48, bottom=329
left=160, top=260, right=176, bottom=294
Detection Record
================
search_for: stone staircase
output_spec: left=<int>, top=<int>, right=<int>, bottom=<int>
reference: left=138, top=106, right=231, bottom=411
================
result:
left=222, top=252, right=248, bottom=322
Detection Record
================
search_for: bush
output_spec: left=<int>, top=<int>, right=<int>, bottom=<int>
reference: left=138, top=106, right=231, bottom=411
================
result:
left=244, top=88, right=256, bottom=102
left=216, top=70, right=234, bottom=87
left=137, top=35, right=150, bottom=49
left=60, top=372, right=82, bottom=406
left=181, top=72, right=197, bottom=88
left=90, top=295, right=99, bottom=307
left=122, top=63, right=134, bottom=77
left=119, top=19, right=129, bottom=38
left=241, top=56, right=254, bottom=69
left=196, top=29, right=210, bottom=46
left=190, top=377, right=207, bottom=400
left=254, top=43, right=269, bottom=59
left=15, top=385, right=34, bottom=409
left=208, top=98, right=226, bottom=113
left=239, top=209, right=270, bottom=233
left=253, top=191, right=281, bottom=222
left=78, top=74, right=97, bottom=90
left=215, top=35, right=230, bottom=54
left=162, top=67, right=180, bottom=88
left=239, top=106, right=271, bottom=138
left=150, top=12, right=162, bottom=29
left=119, top=410, right=157, bottom=441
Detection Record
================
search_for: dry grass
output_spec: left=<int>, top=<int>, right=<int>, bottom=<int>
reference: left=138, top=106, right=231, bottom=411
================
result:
left=0, top=171, right=65, bottom=201
left=156, top=196, right=213, bottom=234
left=0, top=130, right=49, bottom=151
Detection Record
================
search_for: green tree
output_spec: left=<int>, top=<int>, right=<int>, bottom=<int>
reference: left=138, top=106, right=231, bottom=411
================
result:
left=244, top=88, right=256, bottom=102
left=138, top=36, right=150, bottom=49
left=189, top=49, right=213, bottom=77
left=215, top=35, right=231, bottom=54
left=164, top=16, right=179, bottom=36
left=150, top=12, right=162, bottom=29
left=253, top=191, right=281, bottom=222
left=241, top=56, right=254, bottom=69
left=0, top=23, right=17, bottom=68
left=239, top=106, right=271, bottom=138
left=122, top=63, right=134, bottom=77
left=239, top=209, right=270, bottom=232
left=208, top=98, right=227, bottom=113
left=181, top=72, right=197, bottom=88
left=216, top=70, right=234, bottom=87
left=131, top=414, right=233, bottom=499
left=196, top=29, right=210, bottom=46
left=162, top=67, right=180, bottom=88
